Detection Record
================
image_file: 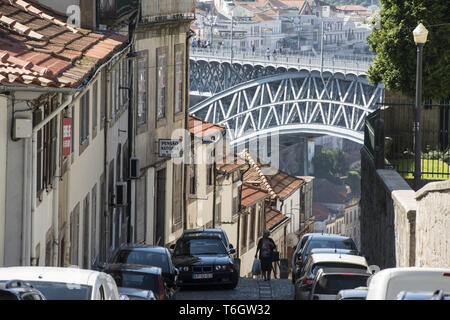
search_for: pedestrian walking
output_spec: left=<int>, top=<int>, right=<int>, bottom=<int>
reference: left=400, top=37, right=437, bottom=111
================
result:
left=251, top=43, right=255, bottom=55
left=266, top=48, right=270, bottom=60
left=255, top=230, right=277, bottom=281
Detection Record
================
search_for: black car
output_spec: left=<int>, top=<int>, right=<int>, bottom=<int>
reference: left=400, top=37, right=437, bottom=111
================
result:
left=0, top=280, right=46, bottom=300
left=180, top=229, right=235, bottom=253
left=295, top=234, right=358, bottom=275
left=291, top=233, right=314, bottom=283
left=171, top=235, right=239, bottom=289
left=104, top=264, right=173, bottom=300
left=101, top=244, right=179, bottom=291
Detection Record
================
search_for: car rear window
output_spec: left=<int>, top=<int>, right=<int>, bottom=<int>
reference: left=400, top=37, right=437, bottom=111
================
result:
left=306, top=239, right=357, bottom=254
left=174, top=238, right=228, bottom=256
left=110, top=271, right=159, bottom=293
left=27, top=281, right=92, bottom=300
left=311, top=263, right=367, bottom=276
left=314, top=275, right=369, bottom=295
left=114, top=250, right=169, bottom=273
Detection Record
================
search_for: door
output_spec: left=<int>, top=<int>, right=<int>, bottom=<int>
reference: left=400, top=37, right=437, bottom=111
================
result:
left=155, top=168, right=166, bottom=246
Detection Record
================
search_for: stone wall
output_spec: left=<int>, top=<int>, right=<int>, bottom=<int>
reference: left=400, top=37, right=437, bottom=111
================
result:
left=415, top=180, right=450, bottom=267
left=360, top=147, right=417, bottom=269
left=361, top=146, right=450, bottom=269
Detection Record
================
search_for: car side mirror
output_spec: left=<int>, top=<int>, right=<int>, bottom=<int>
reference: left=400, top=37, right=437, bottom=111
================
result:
left=170, top=244, right=176, bottom=250
left=229, top=244, right=234, bottom=249
left=229, top=248, right=236, bottom=255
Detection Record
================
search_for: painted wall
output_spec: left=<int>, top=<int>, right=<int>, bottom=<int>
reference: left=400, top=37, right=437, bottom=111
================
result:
left=0, top=95, right=7, bottom=266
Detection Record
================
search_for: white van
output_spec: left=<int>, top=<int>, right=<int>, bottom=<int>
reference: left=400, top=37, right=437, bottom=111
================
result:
left=366, top=267, right=450, bottom=300
left=0, top=266, right=120, bottom=300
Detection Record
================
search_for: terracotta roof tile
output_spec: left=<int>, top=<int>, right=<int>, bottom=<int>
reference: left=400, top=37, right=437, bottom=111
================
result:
left=241, top=183, right=270, bottom=208
left=265, top=206, right=289, bottom=231
left=0, top=0, right=128, bottom=88
left=265, top=170, right=304, bottom=199
left=189, top=115, right=225, bottom=138
left=216, top=154, right=247, bottom=174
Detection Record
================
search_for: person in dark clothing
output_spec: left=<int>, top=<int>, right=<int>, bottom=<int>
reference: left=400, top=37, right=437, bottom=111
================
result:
left=255, top=230, right=277, bottom=281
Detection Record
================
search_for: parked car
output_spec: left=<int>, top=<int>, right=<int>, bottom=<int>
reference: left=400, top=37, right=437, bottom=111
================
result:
left=179, top=229, right=235, bottom=253
left=294, top=253, right=369, bottom=300
left=0, top=280, right=46, bottom=300
left=335, top=287, right=368, bottom=300
left=118, top=287, right=156, bottom=300
left=396, top=290, right=450, bottom=300
left=291, top=233, right=314, bottom=283
left=0, top=267, right=120, bottom=300
left=171, top=234, right=239, bottom=289
left=101, top=244, right=179, bottom=292
left=309, top=268, right=372, bottom=300
left=295, top=234, right=359, bottom=279
left=292, top=247, right=359, bottom=284
left=366, top=267, right=450, bottom=300
left=104, top=264, right=171, bottom=300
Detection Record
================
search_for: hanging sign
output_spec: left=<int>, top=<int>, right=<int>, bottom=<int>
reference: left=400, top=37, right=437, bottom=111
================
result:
left=63, top=117, right=72, bottom=157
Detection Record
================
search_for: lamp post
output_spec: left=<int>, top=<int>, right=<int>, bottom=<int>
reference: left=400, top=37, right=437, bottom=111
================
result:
left=412, top=23, right=428, bottom=190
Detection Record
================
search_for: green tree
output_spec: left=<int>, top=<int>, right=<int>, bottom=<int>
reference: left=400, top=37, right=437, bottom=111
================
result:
left=367, top=0, right=450, bottom=100
left=312, top=149, right=349, bottom=184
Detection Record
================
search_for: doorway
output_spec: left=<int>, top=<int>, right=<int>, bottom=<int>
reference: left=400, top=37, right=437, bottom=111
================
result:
left=155, top=168, right=166, bottom=246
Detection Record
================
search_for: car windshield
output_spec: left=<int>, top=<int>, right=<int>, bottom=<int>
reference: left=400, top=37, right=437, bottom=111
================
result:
left=314, top=275, right=369, bottom=295
left=109, top=271, right=159, bottom=293
left=13, top=281, right=92, bottom=300
left=306, top=239, right=356, bottom=254
left=174, top=238, right=228, bottom=256
left=114, top=250, right=170, bottom=273
left=311, top=263, right=367, bottom=276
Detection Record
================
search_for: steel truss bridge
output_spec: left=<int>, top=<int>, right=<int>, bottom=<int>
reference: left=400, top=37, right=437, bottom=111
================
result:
left=189, top=50, right=384, bottom=145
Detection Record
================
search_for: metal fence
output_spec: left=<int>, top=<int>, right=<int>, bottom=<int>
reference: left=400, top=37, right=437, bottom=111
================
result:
left=365, top=103, right=450, bottom=180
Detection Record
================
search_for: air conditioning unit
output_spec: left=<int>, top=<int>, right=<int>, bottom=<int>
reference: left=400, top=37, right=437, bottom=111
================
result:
left=115, top=182, right=127, bottom=206
left=129, top=157, right=140, bottom=179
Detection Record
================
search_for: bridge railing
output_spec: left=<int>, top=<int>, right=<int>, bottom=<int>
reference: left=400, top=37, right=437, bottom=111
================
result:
left=190, top=47, right=374, bottom=73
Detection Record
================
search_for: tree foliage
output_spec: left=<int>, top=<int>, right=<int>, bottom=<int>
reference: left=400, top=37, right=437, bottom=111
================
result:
left=312, top=149, right=349, bottom=184
left=367, top=0, right=450, bottom=100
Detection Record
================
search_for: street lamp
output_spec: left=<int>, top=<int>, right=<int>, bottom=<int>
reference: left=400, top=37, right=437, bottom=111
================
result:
left=412, top=23, right=428, bottom=190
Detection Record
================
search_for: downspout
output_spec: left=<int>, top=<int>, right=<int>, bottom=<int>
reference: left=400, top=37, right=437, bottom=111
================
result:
left=103, top=67, right=111, bottom=261
left=31, top=93, right=74, bottom=266
left=184, top=28, right=195, bottom=230
left=212, top=143, right=217, bottom=228
left=51, top=93, right=63, bottom=266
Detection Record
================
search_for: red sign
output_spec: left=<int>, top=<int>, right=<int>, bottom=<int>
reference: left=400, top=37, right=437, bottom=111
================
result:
left=63, top=117, right=72, bottom=157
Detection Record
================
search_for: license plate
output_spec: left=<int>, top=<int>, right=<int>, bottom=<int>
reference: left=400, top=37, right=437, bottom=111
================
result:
left=193, top=273, right=213, bottom=279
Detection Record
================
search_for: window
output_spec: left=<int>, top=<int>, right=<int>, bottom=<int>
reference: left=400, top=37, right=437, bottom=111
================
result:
left=174, top=44, right=184, bottom=115
left=71, top=106, right=75, bottom=154
left=232, top=188, right=238, bottom=215
left=91, top=184, right=97, bottom=263
left=249, top=206, right=256, bottom=246
left=79, top=90, right=90, bottom=146
left=92, top=81, right=98, bottom=136
left=70, top=203, right=80, bottom=265
left=156, top=47, right=167, bottom=120
left=82, top=193, right=90, bottom=269
left=189, top=164, right=196, bottom=195
left=172, top=164, right=183, bottom=230
left=241, top=211, right=248, bottom=252
left=137, top=51, right=148, bottom=126
left=207, top=164, right=213, bottom=186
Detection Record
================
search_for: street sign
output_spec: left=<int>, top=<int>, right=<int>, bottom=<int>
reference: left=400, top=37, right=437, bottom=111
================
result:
left=158, top=139, right=182, bottom=158
left=62, top=117, right=72, bottom=157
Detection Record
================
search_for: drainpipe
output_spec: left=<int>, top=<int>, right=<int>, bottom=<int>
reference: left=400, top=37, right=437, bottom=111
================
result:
left=31, top=94, right=74, bottom=266
left=236, top=162, right=251, bottom=258
left=184, top=28, right=195, bottom=230
left=51, top=94, right=63, bottom=266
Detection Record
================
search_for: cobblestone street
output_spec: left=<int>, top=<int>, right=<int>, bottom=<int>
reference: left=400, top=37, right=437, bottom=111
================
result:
left=175, top=278, right=294, bottom=300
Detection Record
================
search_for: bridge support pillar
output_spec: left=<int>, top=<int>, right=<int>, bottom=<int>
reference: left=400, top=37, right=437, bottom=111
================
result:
left=303, top=138, right=316, bottom=176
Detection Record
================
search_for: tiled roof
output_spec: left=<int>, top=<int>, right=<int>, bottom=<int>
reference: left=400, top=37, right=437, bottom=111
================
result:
left=312, top=203, right=332, bottom=221
left=216, top=154, right=247, bottom=174
left=265, top=206, right=289, bottom=230
left=0, top=0, right=128, bottom=88
left=241, top=183, right=270, bottom=208
left=265, top=170, right=304, bottom=199
left=189, top=115, right=225, bottom=138
left=240, top=150, right=276, bottom=198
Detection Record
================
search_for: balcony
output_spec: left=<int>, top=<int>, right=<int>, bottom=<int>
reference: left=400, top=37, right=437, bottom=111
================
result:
left=140, top=0, right=195, bottom=24
left=97, top=0, right=139, bottom=25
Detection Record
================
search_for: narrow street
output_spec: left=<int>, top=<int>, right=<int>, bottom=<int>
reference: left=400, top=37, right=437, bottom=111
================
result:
left=175, top=278, right=294, bottom=300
